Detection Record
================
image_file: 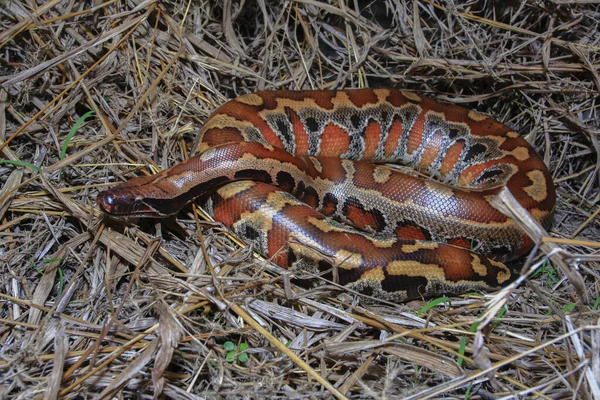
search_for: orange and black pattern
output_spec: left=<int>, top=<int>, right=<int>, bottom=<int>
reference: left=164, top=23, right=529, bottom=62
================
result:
left=97, top=89, right=555, bottom=301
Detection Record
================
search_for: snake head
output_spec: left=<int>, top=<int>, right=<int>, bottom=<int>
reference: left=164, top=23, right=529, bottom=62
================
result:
left=96, top=187, right=174, bottom=217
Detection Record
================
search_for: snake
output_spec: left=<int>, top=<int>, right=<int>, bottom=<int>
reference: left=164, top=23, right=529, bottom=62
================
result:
left=97, top=89, right=555, bottom=301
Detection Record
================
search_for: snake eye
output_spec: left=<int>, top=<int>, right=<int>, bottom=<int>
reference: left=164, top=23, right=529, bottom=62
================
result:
left=96, top=191, right=117, bottom=214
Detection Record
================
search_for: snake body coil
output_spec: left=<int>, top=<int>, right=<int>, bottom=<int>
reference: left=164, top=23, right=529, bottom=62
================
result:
left=98, top=89, right=555, bottom=301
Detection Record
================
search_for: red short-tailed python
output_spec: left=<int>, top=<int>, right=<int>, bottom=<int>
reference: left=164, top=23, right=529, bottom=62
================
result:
left=97, top=89, right=555, bottom=301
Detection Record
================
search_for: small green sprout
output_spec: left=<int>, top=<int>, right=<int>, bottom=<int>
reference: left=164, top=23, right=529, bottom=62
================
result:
left=223, top=341, right=249, bottom=364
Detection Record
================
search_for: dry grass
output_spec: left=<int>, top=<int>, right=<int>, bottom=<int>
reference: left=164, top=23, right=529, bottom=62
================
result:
left=1, top=0, right=599, bottom=398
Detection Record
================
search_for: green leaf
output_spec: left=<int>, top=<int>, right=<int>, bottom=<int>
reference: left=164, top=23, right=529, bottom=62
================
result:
left=463, top=382, right=473, bottom=399
left=61, top=110, right=95, bottom=160
left=32, top=261, right=45, bottom=275
left=225, top=350, right=236, bottom=363
left=495, top=305, right=507, bottom=319
left=470, top=236, right=478, bottom=251
left=0, top=159, right=42, bottom=172
left=223, top=341, right=235, bottom=351
left=457, top=336, right=467, bottom=367
left=561, top=303, right=576, bottom=313
left=416, top=297, right=450, bottom=315
left=238, top=353, right=249, bottom=363
left=239, top=342, right=249, bottom=351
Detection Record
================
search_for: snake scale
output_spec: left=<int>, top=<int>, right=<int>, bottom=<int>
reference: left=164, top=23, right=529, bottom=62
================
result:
left=97, top=89, right=555, bottom=301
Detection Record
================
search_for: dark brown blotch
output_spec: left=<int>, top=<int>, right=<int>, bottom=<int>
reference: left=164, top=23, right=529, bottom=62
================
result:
left=448, top=127, right=460, bottom=139
left=270, top=111, right=294, bottom=148
left=381, top=272, right=428, bottom=300
left=299, top=185, right=320, bottom=208
left=350, top=113, right=362, bottom=129
left=304, top=117, right=320, bottom=133
left=321, top=193, right=338, bottom=216
left=244, top=225, right=260, bottom=240
left=343, top=196, right=386, bottom=232
left=463, top=143, right=488, bottom=162
left=234, top=169, right=273, bottom=184
left=276, top=171, right=296, bottom=192
left=394, top=222, right=432, bottom=241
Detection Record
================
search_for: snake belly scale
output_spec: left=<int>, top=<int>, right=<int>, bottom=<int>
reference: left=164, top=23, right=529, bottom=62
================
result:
left=97, top=89, right=555, bottom=301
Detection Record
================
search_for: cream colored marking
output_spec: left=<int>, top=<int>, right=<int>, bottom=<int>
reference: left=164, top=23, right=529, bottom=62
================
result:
left=523, top=170, right=548, bottom=202
left=510, top=147, right=530, bottom=161
left=333, top=249, right=364, bottom=270
left=216, top=181, right=256, bottom=199
left=236, top=150, right=293, bottom=170
left=341, top=159, right=356, bottom=180
left=201, top=114, right=254, bottom=131
left=289, top=240, right=333, bottom=264
left=196, top=142, right=210, bottom=153
left=233, top=191, right=300, bottom=234
left=237, top=152, right=259, bottom=162
left=490, top=258, right=512, bottom=284
left=528, top=207, right=550, bottom=221
left=373, top=88, right=391, bottom=103
left=272, top=97, right=324, bottom=112
left=506, top=131, right=520, bottom=138
left=369, top=238, right=396, bottom=248
left=309, top=217, right=395, bottom=247
left=386, top=260, right=444, bottom=278
left=359, top=266, right=385, bottom=281
left=330, top=90, right=352, bottom=108
left=308, top=216, right=344, bottom=233
left=462, top=254, right=511, bottom=284
left=309, top=156, right=322, bottom=173
left=235, top=209, right=273, bottom=235
left=401, top=242, right=439, bottom=253
left=400, top=90, right=422, bottom=102
left=236, top=93, right=264, bottom=106
left=265, top=190, right=300, bottom=212
left=424, top=181, right=454, bottom=200
left=468, top=110, right=489, bottom=122
left=469, top=254, right=488, bottom=276
left=423, top=109, right=448, bottom=125
left=373, top=166, right=392, bottom=184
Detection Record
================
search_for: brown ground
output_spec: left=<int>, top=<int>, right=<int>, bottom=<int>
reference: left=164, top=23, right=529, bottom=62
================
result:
left=1, top=1, right=599, bottom=399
